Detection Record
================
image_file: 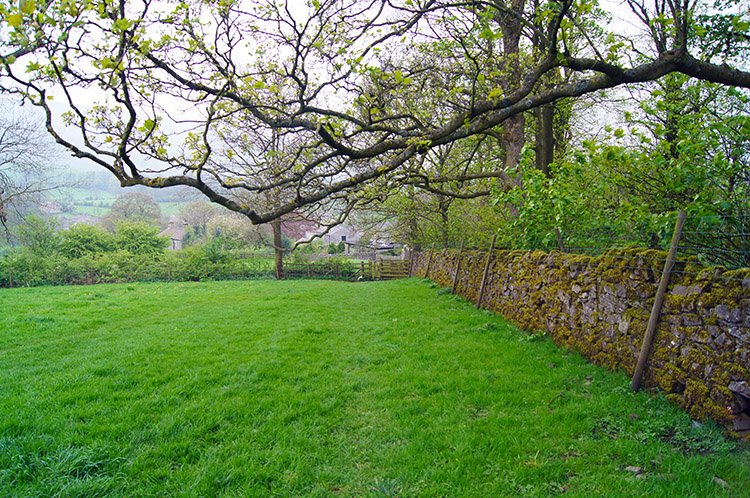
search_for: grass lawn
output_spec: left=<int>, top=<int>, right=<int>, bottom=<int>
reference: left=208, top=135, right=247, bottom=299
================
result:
left=0, top=279, right=747, bottom=497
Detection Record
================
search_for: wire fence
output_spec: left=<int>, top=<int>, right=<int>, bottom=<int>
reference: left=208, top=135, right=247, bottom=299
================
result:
left=552, top=215, right=750, bottom=270
left=420, top=213, right=750, bottom=287
left=678, top=216, right=750, bottom=270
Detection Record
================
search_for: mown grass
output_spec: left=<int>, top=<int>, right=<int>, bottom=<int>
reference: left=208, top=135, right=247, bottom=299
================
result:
left=0, top=279, right=747, bottom=497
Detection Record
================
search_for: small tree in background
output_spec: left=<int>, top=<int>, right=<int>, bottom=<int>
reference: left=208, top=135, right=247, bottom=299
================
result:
left=178, top=201, right=218, bottom=246
left=102, top=193, right=163, bottom=232
left=15, top=215, right=59, bottom=257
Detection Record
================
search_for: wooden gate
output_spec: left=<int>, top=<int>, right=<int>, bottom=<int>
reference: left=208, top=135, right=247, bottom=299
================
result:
left=281, top=259, right=411, bottom=281
left=376, top=260, right=410, bottom=280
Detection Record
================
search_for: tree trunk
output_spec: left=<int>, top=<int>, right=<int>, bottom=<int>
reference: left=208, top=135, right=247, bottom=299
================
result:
left=535, top=103, right=555, bottom=177
left=502, top=115, right=526, bottom=181
left=438, top=195, right=451, bottom=248
left=663, top=77, right=683, bottom=161
left=407, top=215, right=422, bottom=252
left=497, top=0, right=527, bottom=186
left=272, top=219, right=283, bottom=280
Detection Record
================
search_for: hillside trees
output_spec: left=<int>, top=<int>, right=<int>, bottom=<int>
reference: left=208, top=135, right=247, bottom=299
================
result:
left=178, top=200, right=217, bottom=245
left=0, top=0, right=748, bottom=228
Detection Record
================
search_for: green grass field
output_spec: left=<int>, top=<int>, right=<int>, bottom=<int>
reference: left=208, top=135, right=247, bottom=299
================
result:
left=68, top=200, right=183, bottom=218
left=0, top=279, right=747, bottom=497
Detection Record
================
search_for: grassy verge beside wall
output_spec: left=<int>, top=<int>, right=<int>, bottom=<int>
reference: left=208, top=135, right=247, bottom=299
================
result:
left=412, top=248, right=750, bottom=440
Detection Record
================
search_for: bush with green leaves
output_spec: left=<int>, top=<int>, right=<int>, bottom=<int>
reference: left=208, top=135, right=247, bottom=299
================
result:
left=491, top=158, right=641, bottom=252
left=0, top=222, right=276, bottom=287
left=113, top=221, right=168, bottom=255
left=59, top=224, right=116, bottom=258
left=201, top=236, right=236, bottom=264
left=14, top=215, right=59, bottom=257
left=297, top=240, right=326, bottom=254
left=327, top=241, right=346, bottom=254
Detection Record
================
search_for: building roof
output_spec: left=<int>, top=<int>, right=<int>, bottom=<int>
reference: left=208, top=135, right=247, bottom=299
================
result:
left=57, top=214, right=102, bottom=231
left=159, top=221, right=186, bottom=241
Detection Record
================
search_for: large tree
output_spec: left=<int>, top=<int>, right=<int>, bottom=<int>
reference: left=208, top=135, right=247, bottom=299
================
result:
left=0, top=0, right=748, bottom=226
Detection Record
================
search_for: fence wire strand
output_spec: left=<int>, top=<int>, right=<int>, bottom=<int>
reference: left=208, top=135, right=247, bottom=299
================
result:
left=428, top=214, right=750, bottom=286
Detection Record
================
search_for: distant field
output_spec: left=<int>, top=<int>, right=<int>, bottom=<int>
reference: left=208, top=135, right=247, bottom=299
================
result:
left=58, top=186, right=184, bottom=219
left=0, top=279, right=747, bottom=497
left=156, top=201, right=183, bottom=216
left=63, top=187, right=118, bottom=203
left=68, top=200, right=183, bottom=218
left=69, top=204, right=111, bottom=217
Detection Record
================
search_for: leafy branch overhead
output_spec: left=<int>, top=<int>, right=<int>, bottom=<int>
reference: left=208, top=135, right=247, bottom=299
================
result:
left=0, top=0, right=748, bottom=224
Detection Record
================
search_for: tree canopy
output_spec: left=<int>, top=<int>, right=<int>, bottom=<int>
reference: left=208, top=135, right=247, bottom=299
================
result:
left=0, top=0, right=748, bottom=226
left=101, top=191, right=162, bottom=230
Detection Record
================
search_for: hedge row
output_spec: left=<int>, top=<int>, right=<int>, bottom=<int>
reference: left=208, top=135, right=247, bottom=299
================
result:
left=0, top=250, right=275, bottom=288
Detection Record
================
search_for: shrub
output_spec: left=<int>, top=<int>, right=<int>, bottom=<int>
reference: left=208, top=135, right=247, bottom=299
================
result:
left=59, top=224, right=115, bottom=258
left=15, top=215, right=59, bottom=257
left=114, top=221, right=168, bottom=255
left=201, top=236, right=235, bottom=264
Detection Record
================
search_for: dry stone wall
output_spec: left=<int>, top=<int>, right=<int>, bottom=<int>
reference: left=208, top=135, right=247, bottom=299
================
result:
left=412, top=248, right=750, bottom=439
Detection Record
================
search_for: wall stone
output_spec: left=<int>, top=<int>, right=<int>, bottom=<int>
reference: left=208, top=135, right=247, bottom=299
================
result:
left=413, top=248, right=750, bottom=440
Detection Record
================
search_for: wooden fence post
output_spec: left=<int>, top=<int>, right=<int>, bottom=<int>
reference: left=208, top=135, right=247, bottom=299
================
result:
left=631, top=210, right=687, bottom=392
left=425, top=247, right=435, bottom=279
left=477, top=233, right=498, bottom=309
left=451, top=239, right=465, bottom=295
